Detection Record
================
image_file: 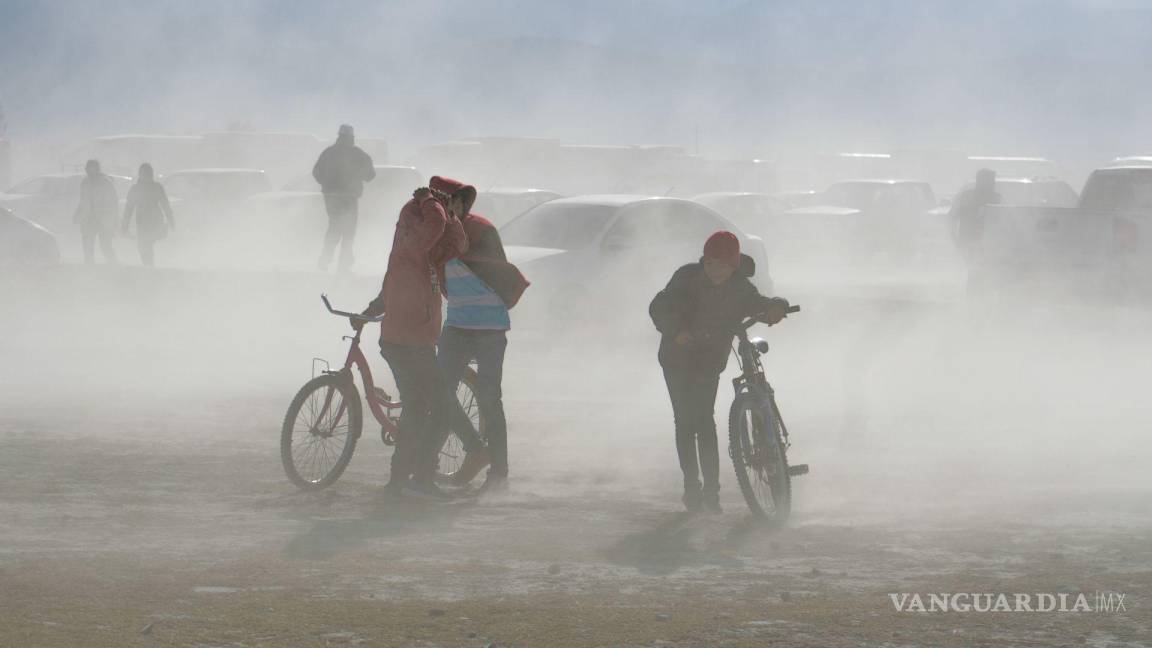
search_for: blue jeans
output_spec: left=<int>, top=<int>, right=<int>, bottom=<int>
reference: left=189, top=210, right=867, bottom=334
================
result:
left=435, top=327, right=509, bottom=477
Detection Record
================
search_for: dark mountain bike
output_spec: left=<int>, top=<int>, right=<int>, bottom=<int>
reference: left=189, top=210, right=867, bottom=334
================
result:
left=280, top=295, right=485, bottom=490
left=728, top=305, right=809, bottom=522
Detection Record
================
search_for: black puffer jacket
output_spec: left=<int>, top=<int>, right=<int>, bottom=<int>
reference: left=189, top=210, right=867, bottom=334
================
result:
left=649, top=254, right=784, bottom=374
left=311, top=137, right=375, bottom=197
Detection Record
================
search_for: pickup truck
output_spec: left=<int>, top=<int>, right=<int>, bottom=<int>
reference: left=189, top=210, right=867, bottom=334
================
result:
left=975, top=165, right=1151, bottom=297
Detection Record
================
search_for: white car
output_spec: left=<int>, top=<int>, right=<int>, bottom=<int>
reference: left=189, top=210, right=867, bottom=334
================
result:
left=0, top=172, right=132, bottom=233
left=500, top=195, right=772, bottom=329
left=473, top=188, right=562, bottom=227
left=0, top=206, right=59, bottom=268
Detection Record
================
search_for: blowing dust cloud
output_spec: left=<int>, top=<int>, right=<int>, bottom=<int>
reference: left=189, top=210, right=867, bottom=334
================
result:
left=1, top=2, right=1149, bottom=647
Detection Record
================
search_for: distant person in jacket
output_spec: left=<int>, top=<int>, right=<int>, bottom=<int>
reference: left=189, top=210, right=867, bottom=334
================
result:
left=73, top=159, right=119, bottom=265
left=649, top=231, right=791, bottom=513
left=121, top=163, right=174, bottom=267
left=949, top=168, right=1000, bottom=262
left=428, top=176, right=529, bottom=494
left=356, top=179, right=467, bottom=500
left=312, top=124, right=375, bottom=272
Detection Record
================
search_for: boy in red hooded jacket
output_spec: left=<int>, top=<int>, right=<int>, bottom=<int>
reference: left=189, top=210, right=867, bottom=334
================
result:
left=358, top=178, right=467, bottom=499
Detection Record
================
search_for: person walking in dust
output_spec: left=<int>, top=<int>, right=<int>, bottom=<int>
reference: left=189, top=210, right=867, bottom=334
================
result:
left=428, top=176, right=529, bottom=494
left=354, top=181, right=467, bottom=500
left=649, top=231, right=791, bottom=513
left=312, top=124, right=376, bottom=272
left=73, top=159, right=120, bottom=264
left=121, top=163, right=175, bottom=267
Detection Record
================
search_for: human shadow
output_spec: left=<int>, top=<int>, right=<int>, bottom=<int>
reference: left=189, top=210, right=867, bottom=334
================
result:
left=281, top=492, right=475, bottom=560
left=602, top=511, right=747, bottom=576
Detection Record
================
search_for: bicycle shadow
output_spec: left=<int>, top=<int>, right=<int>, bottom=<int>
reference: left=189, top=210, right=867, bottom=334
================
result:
left=281, top=492, right=475, bottom=560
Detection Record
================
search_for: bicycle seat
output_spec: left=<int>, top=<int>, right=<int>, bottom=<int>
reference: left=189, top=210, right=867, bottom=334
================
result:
left=749, top=337, right=769, bottom=354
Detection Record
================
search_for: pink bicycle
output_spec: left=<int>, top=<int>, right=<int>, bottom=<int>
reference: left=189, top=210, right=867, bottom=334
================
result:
left=280, top=295, right=484, bottom=490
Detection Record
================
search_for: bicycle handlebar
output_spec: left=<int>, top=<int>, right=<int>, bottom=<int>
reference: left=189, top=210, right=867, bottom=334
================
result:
left=321, top=294, right=385, bottom=323
left=742, top=304, right=801, bottom=330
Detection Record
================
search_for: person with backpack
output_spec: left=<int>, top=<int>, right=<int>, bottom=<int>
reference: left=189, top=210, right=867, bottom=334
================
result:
left=649, top=231, right=791, bottom=513
left=427, top=176, right=529, bottom=494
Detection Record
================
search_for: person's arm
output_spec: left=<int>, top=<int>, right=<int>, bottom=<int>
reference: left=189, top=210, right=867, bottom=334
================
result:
left=737, top=279, right=790, bottom=325
left=159, top=185, right=174, bottom=229
left=312, top=149, right=329, bottom=186
left=121, top=186, right=136, bottom=233
left=431, top=212, right=468, bottom=266
left=408, top=196, right=451, bottom=256
left=361, top=150, right=376, bottom=183
left=649, top=266, right=693, bottom=336
left=73, top=180, right=87, bottom=223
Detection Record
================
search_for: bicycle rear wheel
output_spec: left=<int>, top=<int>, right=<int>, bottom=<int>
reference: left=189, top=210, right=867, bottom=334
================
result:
left=729, top=394, right=791, bottom=523
left=281, top=373, right=362, bottom=490
left=434, top=366, right=486, bottom=483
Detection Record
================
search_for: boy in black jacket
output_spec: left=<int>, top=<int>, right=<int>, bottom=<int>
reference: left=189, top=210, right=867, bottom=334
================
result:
left=649, top=231, right=791, bottom=513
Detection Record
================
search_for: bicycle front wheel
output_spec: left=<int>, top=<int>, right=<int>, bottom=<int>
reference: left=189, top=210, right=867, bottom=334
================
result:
left=729, top=394, right=791, bottom=523
left=281, top=374, right=362, bottom=490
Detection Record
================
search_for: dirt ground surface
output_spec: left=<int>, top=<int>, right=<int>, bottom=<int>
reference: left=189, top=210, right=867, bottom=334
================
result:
left=2, top=267, right=1150, bottom=647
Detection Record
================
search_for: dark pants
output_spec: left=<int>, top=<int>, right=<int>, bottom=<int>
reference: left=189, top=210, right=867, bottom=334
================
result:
left=81, top=222, right=117, bottom=265
left=663, top=367, right=721, bottom=495
left=319, top=194, right=359, bottom=271
left=137, top=236, right=156, bottom=267
left=380, top=342, right=441, bottom=485
left=433, top=327, right=509, bottom=476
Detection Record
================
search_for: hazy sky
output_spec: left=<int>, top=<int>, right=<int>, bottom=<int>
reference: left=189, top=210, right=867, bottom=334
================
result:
left=2, top=0, right=1150, bottom=163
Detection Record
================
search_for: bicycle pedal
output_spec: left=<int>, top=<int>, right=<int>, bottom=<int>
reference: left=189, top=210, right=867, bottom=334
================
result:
left=787, top=464, right=809, bottom=477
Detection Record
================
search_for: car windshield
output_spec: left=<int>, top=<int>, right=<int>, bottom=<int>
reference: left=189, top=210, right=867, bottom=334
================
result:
left=500, top=203, right=615, bottom=249
left=1080, top=170, right=1152, bottom=211
left=822, top=183, right=882, bottom=209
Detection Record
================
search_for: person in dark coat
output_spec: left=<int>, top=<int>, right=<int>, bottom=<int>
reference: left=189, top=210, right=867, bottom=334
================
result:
left=121, top=163, right=174, bottom=267
left=949, top=168, right=1000, bottom=262
left=356, top=179, right=467, bottom=500
left=312, top=124, right=376, bottom=272
left=73, top=159, right=119, bottom=264
left=649, top=231, right=791, bottom=513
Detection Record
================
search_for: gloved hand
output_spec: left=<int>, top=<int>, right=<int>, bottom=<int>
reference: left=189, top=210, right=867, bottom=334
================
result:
left=759, top=297, right=791, bottom=326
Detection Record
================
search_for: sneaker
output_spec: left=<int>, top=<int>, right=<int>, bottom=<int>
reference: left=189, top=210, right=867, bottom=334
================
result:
left=703, top=491, right=723, bottom=515
left=402, top=479, right=453, bottom=502
left=451, top=449, right=492, bottom=486
left=682, top=487, right=703, bottom=513
left=382, top=479, right=406, bottom=498
left=477, top=472, right=508, bottom=496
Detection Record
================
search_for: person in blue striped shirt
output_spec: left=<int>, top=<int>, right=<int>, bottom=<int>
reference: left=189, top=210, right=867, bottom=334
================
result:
left=428, top=176, right=529, bottom=493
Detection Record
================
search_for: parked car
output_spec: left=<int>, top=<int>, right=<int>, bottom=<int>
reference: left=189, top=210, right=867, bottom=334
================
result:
left=0, top=206, right=59, bottom=268
left=692, top=192, right=788, bottom=236
left=500, top=195, right=772, bottom=328
left=786, top=179, right=939, bottom=262
left=977, top=165, right=1152, bottom=299
left=161, top=168, right=271, bottom=208
left=957, top=177, right=1079, bottom=208
left=0, top=172, right=132, bottom=233
left=473, top=188, right=562, bottom=226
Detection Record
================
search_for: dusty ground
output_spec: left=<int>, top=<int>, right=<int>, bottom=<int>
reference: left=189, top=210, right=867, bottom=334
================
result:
left=1, top=267, right=1150, bottom=647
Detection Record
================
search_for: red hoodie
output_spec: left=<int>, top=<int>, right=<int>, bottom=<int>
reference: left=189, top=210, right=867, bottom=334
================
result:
left=367, top=191, right=467, bottom=347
